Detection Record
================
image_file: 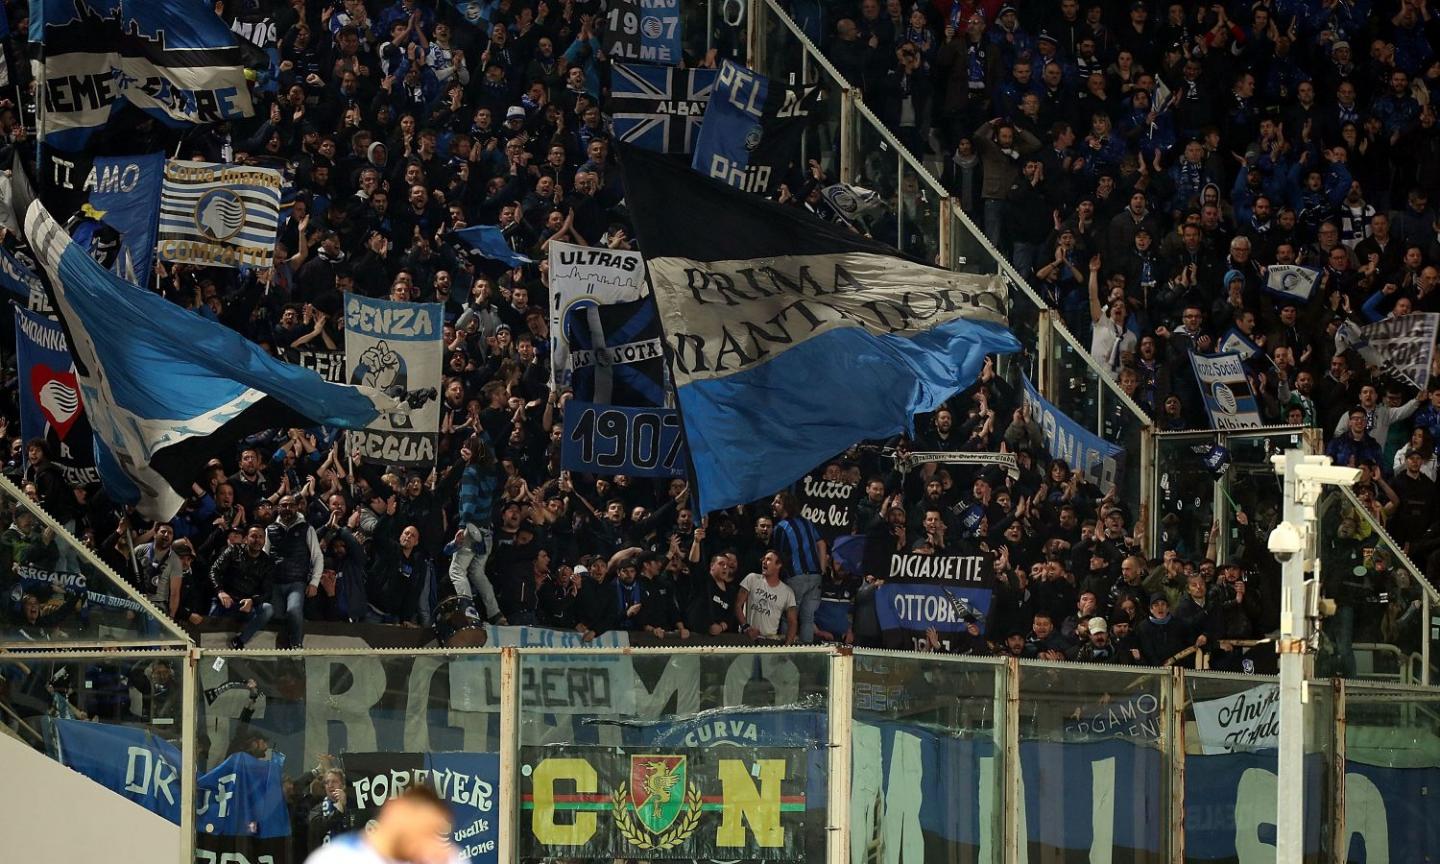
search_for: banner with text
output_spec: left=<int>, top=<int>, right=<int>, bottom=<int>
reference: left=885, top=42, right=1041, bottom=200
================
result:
left=549, top=241, right=648, bottom=389
left=562, top=401, right=687, bottom=477
left=0, top=246, right=50, bottom=313
left=610, top=64, right=716, bottom=154
left=603, top=0, right=681, bottom=66
left=342, top=751, right=499, bottom=863
left=15, top=305, right=100, bottom=485
left=1337, top=313, right=1439, bottom=392
left=157, top=160, right=283, bottom=269
left=692, top=60, right=825, bottom=195
left=874, top=553, right=994, bottom=651
left=1020, top=375, right=1124, bottom=492
left=345, top=295, right=443, bottom=468
left=1191, top=683, right=1279, bottom=754
left=795, top=474, right=859, bottom=540
left=283, top=347, right=346, bottom=383
left=1190, top=351, right=1263, bottom=430
left=449, top=626, right=636, bottom=715
left=522, top=745, right=808, bottom=860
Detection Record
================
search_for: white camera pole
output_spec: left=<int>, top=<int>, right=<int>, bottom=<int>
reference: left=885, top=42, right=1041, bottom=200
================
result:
left=1269, top=450, right=1361, bottom=862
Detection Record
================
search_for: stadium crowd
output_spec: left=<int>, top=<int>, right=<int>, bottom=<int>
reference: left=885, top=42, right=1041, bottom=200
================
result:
left=0, top=0, right=1432, bottom=676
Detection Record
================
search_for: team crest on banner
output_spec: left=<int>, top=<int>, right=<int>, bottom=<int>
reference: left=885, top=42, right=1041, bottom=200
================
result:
left=615, top=755, right=701, bottom=846
left=14, top=306, right=100, bottom=485
left=156, top=160, right=283, bottom=268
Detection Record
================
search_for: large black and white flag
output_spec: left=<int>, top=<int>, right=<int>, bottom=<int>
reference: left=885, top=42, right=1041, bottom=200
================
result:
left=619, top=143, right=1018, bottom=514
left=691, top=60, right=824, bottom=195
left=609, top=63, right=716, bottom=154
left=157, top=160, right=283, bottom=268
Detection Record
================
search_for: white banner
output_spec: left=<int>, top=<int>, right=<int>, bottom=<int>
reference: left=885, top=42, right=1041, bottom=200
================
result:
left=1192, top=683, right=1280, bottom=754
left=447, top=626, right=635, bottom=715
left=547, top=241, right=648, bottom=388
left=1190, top=352, right=1263, bottom=430
left=345, top=295, right=443, bottom=467
left=1337, top=313, right=1439, bottom=392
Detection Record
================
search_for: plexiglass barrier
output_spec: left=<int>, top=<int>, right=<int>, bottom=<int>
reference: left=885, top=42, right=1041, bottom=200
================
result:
left=193, top=649, right=503, bottom=864
left=0, top=473, right=189, bottom=648
left=1316, top=487, right=1433, bottom=686
left=1339, top=682, right=1440, bottom=860
left=518, top=647, right=831, bottom=863
left=3, top=647, right=1439, bottom=862
left=851, top=651, right=1004, bottom=864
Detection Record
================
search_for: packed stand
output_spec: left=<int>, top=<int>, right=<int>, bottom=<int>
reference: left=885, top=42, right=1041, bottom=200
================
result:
left=0, top=0, right=1419, bottom=672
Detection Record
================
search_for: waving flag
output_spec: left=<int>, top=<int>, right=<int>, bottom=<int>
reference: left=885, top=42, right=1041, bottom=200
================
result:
left=24, top=201, right=393, bottom=520
left=1263, top=264, right=1318, bottom=303
left=692, top=60, right=824, bottom=195
left=619, top=144, right=1019, bottom=513
left=32, top=0, right=255, bottom=151
left=452, top=225, right=534, bottom=267
left=609, top=64, right=716, bottom=153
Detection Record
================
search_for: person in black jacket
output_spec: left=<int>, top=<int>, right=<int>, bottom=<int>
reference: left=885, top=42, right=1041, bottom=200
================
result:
left=210, top=526, right=277, bottom=649
left=685, top=554, right=739, bottom=636
left=1136, top=594, right=1191, bottom=665
left=639, top=551, right=687, bottom=638
left=366, top=517, right=432, bottom=627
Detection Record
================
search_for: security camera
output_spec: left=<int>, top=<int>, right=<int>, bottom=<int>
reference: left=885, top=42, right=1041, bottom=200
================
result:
left=1268, top=521, right=1303, bottom=562
left=1293, top=464, right=1364, bottom=487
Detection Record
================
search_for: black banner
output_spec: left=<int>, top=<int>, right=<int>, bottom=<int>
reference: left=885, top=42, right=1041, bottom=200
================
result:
left=795, top=474, right=858, bottom=540
left=522, top=745, right=808, bottom=860
left=874, top=553, right=995, bottom=650
left=602, top=0, right=682, bottom=66
left=283, top=347, right=346, bottom=383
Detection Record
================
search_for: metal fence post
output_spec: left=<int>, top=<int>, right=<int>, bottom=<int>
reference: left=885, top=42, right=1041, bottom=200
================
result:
left=180, top=647, right=199, bottom=864
left=1169, top=666, right=1186, bottom=864
left=839, top=88, right=856, bottom=185
left=1003, top=656, right=1021, bottom=864
left=1331, top=677, right=1347, bottom=864
left=1140, top=428, right=1157, bottom=558
left=498, top=646, right=521, bottom=864
left=827, top=648, right=854, bottom=864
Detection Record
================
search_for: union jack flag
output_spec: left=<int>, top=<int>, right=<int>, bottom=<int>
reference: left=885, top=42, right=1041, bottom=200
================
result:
left=609, top=64, right=717, bottom=154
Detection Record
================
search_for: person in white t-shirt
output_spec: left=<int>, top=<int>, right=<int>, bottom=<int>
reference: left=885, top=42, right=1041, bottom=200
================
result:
left=304, top=785, right=458, bottom=864
left=736, top=551, right=799, bottom=643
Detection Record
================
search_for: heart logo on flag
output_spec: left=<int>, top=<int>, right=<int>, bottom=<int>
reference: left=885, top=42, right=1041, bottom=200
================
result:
left=30, top=364, right=83, bottom=440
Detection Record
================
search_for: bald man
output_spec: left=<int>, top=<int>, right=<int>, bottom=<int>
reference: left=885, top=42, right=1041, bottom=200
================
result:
left=304, top=785, right=457, bottom=864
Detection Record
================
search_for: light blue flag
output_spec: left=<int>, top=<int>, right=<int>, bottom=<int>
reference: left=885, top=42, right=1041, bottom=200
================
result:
left=24, top=201, right=393, bottom=520
left=619, top=144, right=1020, bottom=514
left=453, top=225, right=534, bottom=267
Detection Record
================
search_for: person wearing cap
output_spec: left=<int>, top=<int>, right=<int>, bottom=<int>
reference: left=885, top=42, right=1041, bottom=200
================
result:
left=170, top=539, right=213, bottom=627
left=593, top=556, right=649, bottom=635
left=1136, top=593, right=1190, bottom=664
left=1072, top=616, right=1130, bottom=663
left=986, top=4, right=1034, bottom=70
